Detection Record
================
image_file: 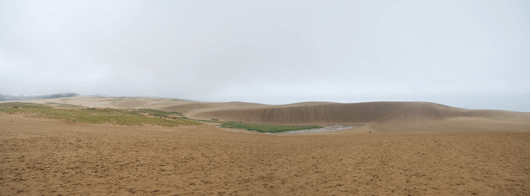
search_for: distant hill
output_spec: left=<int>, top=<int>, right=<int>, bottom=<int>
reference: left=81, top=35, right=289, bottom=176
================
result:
left=0, top=93, right=79, bottom=101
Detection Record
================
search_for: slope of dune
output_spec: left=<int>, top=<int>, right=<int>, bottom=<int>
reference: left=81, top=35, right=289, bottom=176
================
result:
left=161, top=101, right=268, bottom=116
left=111, top=100, right=148, bottom=108
left=185, top=102, right=530, bottom=123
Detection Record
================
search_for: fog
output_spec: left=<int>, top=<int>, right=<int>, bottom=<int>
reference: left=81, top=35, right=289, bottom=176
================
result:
left=1, top=0, right=529, bottom=111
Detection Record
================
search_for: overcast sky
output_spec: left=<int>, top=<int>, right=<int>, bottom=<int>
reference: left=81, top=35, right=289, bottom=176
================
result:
left=1, top=0, right=529, bottom=111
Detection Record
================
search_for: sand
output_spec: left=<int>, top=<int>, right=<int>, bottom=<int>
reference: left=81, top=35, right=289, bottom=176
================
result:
left=1, top=97, right=530, bottom=195
left=19, top=96, right=196, bottom=110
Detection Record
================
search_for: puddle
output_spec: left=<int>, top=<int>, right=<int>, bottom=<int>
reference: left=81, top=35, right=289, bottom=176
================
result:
left=215, top=125, right=358, bottom=134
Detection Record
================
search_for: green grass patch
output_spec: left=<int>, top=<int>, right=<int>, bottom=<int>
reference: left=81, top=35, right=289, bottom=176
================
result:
left=0, top=102, right=201, bottom=127
left=194, top=118, right=221, bottom=123
left=134, top=108, right=183, bottom=117
left=220, top=121, right=323, bottom=133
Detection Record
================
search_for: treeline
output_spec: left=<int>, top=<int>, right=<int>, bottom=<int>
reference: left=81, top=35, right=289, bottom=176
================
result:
left=0, top=93, right=79, bottom=101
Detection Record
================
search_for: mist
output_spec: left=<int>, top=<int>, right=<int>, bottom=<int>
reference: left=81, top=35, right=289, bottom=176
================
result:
left=1, top=0, right=529, bottom=111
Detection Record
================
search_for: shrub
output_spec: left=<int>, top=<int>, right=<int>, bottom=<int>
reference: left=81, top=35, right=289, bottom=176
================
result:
left=0, top=103, right=201, bottom=127
left=220, top=121, right=323, bottom=133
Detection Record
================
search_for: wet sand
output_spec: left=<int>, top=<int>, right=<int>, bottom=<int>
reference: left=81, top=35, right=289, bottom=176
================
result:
left=1, top=113, right=529, bottom=195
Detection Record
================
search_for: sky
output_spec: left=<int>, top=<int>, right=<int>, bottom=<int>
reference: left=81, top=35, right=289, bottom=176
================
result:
left=1, top=0, right=529, bottom=112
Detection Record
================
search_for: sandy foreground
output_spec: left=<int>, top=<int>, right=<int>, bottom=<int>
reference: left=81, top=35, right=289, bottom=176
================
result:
left=1, top=112, right=529, bottom=195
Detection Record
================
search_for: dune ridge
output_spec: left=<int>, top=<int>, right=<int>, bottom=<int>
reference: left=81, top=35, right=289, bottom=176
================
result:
left=168, top=102, right=529, bottom=123
left=9, top=96, right=530, bottom=133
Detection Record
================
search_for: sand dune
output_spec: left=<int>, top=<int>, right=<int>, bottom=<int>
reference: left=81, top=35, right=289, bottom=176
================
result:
left=160, top=101, right=268, bottom=116
left=1, top=113, right=529, bottom=195
left=160, top=101, right=530, bottom=135
left=7, top=97, right=530, bottom=133
left=14, top=97, right=530, bottom=133
left=2, top=97, right=530, bottom=195
left=172, top=102, right=530, bottom=132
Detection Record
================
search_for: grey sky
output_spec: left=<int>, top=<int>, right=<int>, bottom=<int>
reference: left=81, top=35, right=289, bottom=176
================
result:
left=1, top=0, right=529, bottom=112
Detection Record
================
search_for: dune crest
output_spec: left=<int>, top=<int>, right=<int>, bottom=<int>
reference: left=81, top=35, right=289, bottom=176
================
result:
left=159, top=101, right=530, bottom=133
left=180, top=102, right=527, bottom=122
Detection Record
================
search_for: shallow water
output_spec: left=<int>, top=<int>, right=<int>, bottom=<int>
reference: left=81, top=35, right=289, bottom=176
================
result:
left=217, top=125, right=357, bottom=134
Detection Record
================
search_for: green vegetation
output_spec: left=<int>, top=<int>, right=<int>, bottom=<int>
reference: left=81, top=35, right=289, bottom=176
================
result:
left=220, top=121, right=323, bottom=133
left=0, top=102, right=201, bottom=127
left=194, top=118, right=221, bottom=123
left=135, top=108, right=183, bottom=117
